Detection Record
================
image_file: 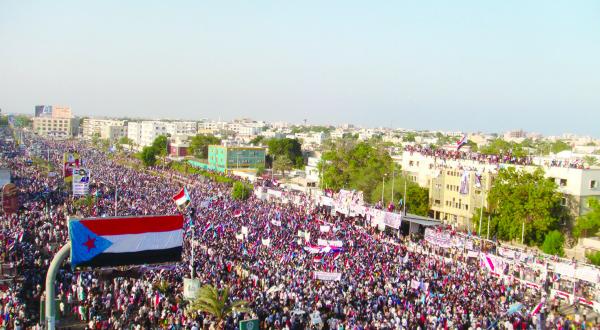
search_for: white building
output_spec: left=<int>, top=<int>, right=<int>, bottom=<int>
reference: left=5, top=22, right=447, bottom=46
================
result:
left=81, top=119, right=127, bottom=140
left=166, top=121, right=197, bottom=136
left=295, top=132, right=327, bottom=146
left=401, top=150, right=600, bottom=220
left=127, top=122, right=142, bottom=146
left=305, top=156, right=321, bottom=188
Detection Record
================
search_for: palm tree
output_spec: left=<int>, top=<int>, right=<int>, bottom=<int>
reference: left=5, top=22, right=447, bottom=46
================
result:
left=584, top=155, right=598, bottom=167
left=189, top=284, right=250, bottom=329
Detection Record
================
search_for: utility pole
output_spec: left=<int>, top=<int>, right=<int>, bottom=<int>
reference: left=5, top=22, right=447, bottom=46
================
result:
left=391, top=168, right=395, bottom=207
left=403, top=179, right=407, bottom=215
left=478, top=188, right=484, bottom=237
left=381, top=176, right=385, bottom=205
left=487, top=214, right=491, bottom=240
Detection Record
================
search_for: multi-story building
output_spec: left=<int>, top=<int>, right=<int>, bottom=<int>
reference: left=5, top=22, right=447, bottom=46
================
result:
left=32, top=117, right=79, bottom=138
left=207, top=145, right=266, bottom=173
left=140, top=121, right=169, bottom=147
left=402, top=151, right=600, bottom=229
left=295, top=132, right=327, bottom=146
left=168, top=135, right=190, bottom=158
left=429, top=169, right=493, bottom=229
left=166, top=121, right=197, bottom=136
left=81, top=119, right=127, bottom=140
left=127, top=121, right=197, bottom=148
left=101, top=125, right=127, bottom=141
left=127, top=122, right=142, bottom=146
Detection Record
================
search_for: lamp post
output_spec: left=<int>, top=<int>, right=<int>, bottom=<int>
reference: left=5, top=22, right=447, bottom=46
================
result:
left=381, top=174, right=386, bottom=205
left=478, top=188, right=484, bottom=237
left=391, top=168, right=395, bottom=207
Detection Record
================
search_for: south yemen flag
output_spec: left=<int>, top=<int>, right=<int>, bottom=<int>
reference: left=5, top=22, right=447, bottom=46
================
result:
left=69, top=215, right=183, bottom=270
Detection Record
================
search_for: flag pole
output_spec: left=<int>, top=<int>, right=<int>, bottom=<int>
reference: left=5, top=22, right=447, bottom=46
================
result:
left=487, top=214, right=491, bottom=240
left=114, top=173, right=118, bottom=216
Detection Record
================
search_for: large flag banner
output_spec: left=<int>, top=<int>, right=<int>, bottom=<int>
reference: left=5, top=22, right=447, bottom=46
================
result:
left=69, top=215, right=183, bottom=270
left=72, top=168, right=90, bottom=196
left=63, top=152, right=80, bottom=186
left=172, top=187, right=191, bottom=209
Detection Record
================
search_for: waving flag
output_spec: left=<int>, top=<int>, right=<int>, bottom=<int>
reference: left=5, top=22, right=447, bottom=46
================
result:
left=69, top=215, right=183, bottom=270
left=172, top=188, right=190, bottom=209
left=530, top=301, right=543, bottom=316
left=456, top=134, right=467, bottom=150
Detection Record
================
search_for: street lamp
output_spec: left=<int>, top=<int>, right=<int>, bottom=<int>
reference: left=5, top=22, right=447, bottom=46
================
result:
left=381, top=173, right=388, bottom=205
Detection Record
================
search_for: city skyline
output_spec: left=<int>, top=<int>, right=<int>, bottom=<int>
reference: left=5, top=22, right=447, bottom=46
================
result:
left=1, top=1, right=599, bottom=136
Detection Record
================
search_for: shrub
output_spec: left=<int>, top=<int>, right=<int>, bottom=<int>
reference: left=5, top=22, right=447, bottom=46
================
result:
left=231, top=181, right=252, bottom=200
left=541, top=230, right=565, bottom=257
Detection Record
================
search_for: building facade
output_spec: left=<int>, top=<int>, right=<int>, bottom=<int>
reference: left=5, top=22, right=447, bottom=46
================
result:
left=32, top=117, right=79, bottom=138
left=207, top=145, right=266, bottom=173
left=81, top=119, right=127, bottom=140
left=401, top=151, right=600, bottom=229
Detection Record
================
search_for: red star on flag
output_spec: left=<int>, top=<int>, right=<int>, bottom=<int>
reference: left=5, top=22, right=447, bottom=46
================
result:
left=83, top=236, right=96, bottom=252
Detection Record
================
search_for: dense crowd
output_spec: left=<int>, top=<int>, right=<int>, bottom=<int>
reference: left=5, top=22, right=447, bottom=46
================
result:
left=404, top=145, right=588, bottom=169
left=0, top=128, right=598, bottom=329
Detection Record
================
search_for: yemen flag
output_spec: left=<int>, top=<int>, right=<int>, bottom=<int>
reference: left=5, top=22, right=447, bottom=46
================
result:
left=172, top=188, right=191, bottom=208
left=69, top=215, right=183, bottom=270
left=456, top=134, right=467, bottom=150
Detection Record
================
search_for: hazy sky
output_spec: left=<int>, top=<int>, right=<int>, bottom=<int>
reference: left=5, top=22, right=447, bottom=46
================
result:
left=1, top=1, right=599, bottom=135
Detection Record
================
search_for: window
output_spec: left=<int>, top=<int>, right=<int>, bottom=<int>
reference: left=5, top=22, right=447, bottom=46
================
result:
left=465, top=204, right=469, bottom=211
left=560, top=179, right=567, bottom=187
left=560, top=197, right=567, bottom=206
left=591, top=180, right=597, bottom=189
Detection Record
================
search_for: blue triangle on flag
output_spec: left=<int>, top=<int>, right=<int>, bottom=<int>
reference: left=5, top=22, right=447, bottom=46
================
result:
left=69, top=220, right=112, bottom=269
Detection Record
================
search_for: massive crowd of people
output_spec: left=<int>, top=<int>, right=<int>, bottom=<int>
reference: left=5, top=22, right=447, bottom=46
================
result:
left=0, top=128, right=598, bottom=329
left=403, top=145, right=588, bottom=169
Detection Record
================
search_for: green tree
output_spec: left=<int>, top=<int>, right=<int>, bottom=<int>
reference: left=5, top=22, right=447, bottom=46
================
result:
left=583, top=156, right=598, bottom=167
left=189, top=134, right=221, bottom=159
left=254, top=164, right=266, bottom=176
left=267, top=138, right=303, bottom=168
left=573, top=198, right=600, bottom=239
left=320, top=139, right=393, bottom=203
left=371, top=174, right=429, bottom=216
left=402, top=132, right=416, bottom=142
left=249, top=135, right=265, bottom=146
left=541, top=230, right=565, bottom=256
left=12, top=115, right=32, bottom=127
left=188, top=285, right=249, bottom=329
left=152, top=135, right=169, bottom=157
left=586, top=251, right=600, bottom=266
left=118, top=136, right=134, bottom=145
left=487, top=167, right=564, bottom=245
left=551, top=140, right=571, bottom=154
left=231, top=181, right=252, bottom=200
left=273, top=155, right=293, bottom=175
left=140, top=146, right=158, bottom=167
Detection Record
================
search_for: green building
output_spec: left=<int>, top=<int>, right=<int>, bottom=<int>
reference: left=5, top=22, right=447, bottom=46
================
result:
left=205, top=145, right=266, bottom=173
